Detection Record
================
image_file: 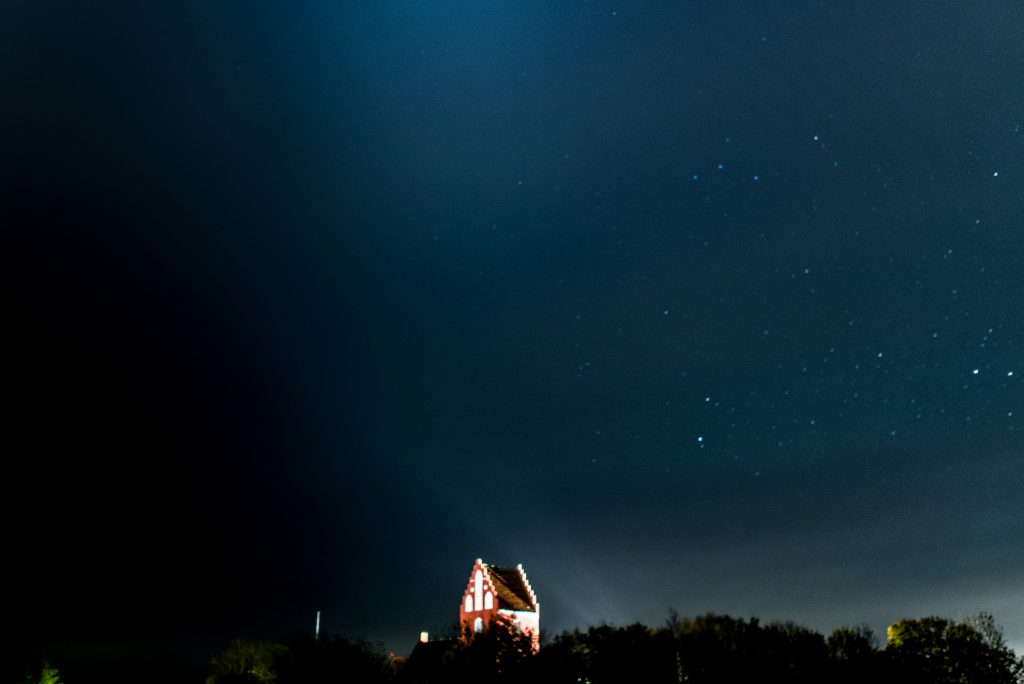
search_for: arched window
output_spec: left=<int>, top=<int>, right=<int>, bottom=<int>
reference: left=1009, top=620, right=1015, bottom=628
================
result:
left=464, top=594, right=473, bottom=613
left=474, top=570, right=483, bottom=611
left=484, top=591, right=493, bottom=610
left=473, top=617, right=483, bottom=633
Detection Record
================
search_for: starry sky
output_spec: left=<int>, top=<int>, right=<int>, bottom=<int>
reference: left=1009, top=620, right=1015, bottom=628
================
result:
left=5, top=0, right=1023, bottom=667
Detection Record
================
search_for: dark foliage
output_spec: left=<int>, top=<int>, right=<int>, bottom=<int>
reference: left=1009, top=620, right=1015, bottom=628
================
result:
left=410, top=623, right=537, bottom=684
left=827, top=624, right=885, bottom=683
left=198, top=612, right=1022, bottom=684
left=885, top=614, right=1024, bottom=684
left=275, top=631, right=392, bottom=684
left=206, top=635, right=391, bottom=684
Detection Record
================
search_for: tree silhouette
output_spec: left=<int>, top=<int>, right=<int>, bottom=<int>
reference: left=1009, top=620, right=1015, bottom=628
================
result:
left=827, top=625, right=883, bottom=683
left=275, top=631, right=391, bottom=684
left=444, top=621, right=537, bottom=683
left=22, top=661, right=62, bottom=684
left=672, top=613, right=763, bottom=683
left=757, top=620, right=829, bottom=683
left=197, top=611, right=1022, bottom=684
left=207, top=639, right=286, bottom=684
left=886, top=613, right=1024, bottom=684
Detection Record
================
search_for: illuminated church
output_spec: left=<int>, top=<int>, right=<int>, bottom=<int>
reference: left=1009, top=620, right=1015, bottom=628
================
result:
left=458, top=558, right=540, bottom=651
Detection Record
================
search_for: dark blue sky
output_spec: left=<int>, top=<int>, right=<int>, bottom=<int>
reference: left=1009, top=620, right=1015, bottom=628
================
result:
left=5, top=0, right=1023, bottom=667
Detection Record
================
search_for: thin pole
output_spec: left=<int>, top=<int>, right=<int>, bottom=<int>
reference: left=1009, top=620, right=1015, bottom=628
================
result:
left=315, top=610, right=321, bottom=641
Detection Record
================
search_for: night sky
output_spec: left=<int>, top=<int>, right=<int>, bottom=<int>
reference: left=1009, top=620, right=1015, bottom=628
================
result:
left=6, top=0, right=1024, bottom=668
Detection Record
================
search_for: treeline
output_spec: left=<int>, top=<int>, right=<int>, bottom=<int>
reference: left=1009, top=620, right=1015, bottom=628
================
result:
left=20, top=611, right=1023, bottom=684
left=531, top=612, right=1024, bottom=684
left=200, top=611, right=1022, bottom=684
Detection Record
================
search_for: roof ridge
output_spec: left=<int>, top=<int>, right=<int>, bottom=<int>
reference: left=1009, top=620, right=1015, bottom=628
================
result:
left=481, top=561, right=536, bottom=611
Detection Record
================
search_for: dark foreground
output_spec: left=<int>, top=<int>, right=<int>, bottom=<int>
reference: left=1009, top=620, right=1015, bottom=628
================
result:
left=16, top=611, right=1024, bottom=684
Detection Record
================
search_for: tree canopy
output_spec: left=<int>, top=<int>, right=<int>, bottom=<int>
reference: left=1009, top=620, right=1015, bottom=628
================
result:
left=196, top=611, right=1023, bottom=684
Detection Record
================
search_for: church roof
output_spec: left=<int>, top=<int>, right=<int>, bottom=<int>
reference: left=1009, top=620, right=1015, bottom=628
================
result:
left=484, top=563, right=537, bottom=612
